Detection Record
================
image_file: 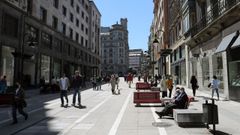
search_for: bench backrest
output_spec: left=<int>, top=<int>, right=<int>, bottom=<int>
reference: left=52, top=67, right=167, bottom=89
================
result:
left=136, top=82, right=151, bottom=90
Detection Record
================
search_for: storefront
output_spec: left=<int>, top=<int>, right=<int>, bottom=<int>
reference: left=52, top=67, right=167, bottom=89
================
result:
left=228, top=38, right=240, bottom=100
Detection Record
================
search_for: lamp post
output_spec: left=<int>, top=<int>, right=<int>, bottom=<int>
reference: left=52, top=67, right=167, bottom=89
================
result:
left=152, top=30, right=172, bottom=77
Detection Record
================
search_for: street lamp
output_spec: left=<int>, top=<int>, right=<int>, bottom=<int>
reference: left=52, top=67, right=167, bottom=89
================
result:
left=152, top=29, right=172, bottom=77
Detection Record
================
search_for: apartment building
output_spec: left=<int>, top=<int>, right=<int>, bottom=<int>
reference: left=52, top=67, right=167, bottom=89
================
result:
left=101, top=18, right=129, bottom=76
left=152, top=0, right=240, bottom=100
left=0, top=0, right=101, bottom=87
left=129, top=49, right=143, bottom=74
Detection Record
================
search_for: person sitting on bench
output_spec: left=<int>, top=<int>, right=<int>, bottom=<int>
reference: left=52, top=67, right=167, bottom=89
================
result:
left=155, top=87, right=188, bottom=118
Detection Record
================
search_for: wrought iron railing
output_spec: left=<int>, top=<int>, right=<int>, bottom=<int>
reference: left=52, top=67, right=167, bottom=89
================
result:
left=188, top=0, right=240, bottom=37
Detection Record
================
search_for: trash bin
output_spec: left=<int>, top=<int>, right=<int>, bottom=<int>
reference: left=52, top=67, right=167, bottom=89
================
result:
left=202, top=103, right=218, bottom=124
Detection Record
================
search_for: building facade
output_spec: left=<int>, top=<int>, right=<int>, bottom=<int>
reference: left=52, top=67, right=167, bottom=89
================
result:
left=129, top=49, right=143, bottom=74
left=0, top=0, right=101, bottom=87
left=152, top=0, right=240, bottom=100
left=101, top=18, right=129, bottom=76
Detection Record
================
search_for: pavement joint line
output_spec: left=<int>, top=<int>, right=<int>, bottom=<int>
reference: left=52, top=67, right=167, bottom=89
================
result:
left=0, top=89, right=109, bottom=126
left=58, top=95, right=112, bottom=135
left=108, top=91, right=132, bottom=135
left=150, top=104, right=168, bottom=135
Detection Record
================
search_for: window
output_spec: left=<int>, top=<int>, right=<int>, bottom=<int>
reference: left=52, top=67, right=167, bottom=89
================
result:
left=41, top=32, right=52, bottom=49
left=76, top=19, right=79, bottom=27
left=75, top=32, right=79, bottom=42
left=86, top=16, right=88, bottom=23
left=3, top=13, right=18, bottom=38
left=52, top=16, right=58, bottom=29
left=70, top=0, right=74, bottom=7
left=41, top=55, right=50, bottom=83
left=61, top=22, right=66, bottom=35
left=81, top=24, right=84, bottom=31
left=69, top=28, right=73, bottom=39
left=183, top=14, right=190, bottom=33
left=81, top=36, right=84, bottom=46
left=40, top=7, right=47, bottom=23
left=70, top=13, right=73, bottom=22
left=81, top=11, right=84, bottom=19
left=62, top=6, right=67, bottom=16
left=85, top=28, right=88, bottom=35
left=76, top=5, right=80, bottom=13
left=85, top=39, right=88, bottom=47
left=53, top=0, right=59, bottom=8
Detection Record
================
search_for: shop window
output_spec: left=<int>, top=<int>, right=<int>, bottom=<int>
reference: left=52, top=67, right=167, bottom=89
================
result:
left=53, top=59, right=61, bottom=79
left=3, top=13, right=18, bottom=38
left=229, top=61, right=240, bottom=86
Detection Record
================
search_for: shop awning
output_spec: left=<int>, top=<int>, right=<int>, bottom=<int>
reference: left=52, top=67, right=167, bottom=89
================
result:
left=215, top=32, right=238, bottom=53
left=231, top=33, right=240, bottom=49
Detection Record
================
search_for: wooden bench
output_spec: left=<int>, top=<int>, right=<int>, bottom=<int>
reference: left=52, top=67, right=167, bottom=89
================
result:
left=133, top=91, right=161, bottom=106
left=136, top=82, right=151, bottom=90
left=0, top=94, right=14, bottom=105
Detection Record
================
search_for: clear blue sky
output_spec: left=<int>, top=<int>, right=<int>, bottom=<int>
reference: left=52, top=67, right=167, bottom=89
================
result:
left=93, top=0, right=153, bottom=51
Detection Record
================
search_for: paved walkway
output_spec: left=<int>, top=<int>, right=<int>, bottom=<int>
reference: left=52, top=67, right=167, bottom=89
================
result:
left=0, top=78, right=239, bottom=135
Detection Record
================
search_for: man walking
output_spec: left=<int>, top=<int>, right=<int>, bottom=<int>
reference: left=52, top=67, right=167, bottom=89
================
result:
left=59, top=74, right=70, bottom=107
left=71, top=70, right=83, bottom=107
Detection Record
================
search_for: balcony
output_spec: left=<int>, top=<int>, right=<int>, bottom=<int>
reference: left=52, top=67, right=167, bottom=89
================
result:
left=185, top=0, right=240, bottom=47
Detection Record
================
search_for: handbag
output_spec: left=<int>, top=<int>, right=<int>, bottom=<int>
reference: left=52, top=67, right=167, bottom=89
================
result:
left=208, top=83, right=211, bottom=88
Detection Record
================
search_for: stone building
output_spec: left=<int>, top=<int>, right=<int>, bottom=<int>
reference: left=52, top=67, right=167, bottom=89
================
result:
left=0, top=0, right=101, bottom=87
left=101, top=18, right=129, bottom=76
left=129, top=49, right=143, bottom=74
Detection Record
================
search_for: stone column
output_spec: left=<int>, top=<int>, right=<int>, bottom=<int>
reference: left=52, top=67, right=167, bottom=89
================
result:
left=222, top=51, right=229, bottom=100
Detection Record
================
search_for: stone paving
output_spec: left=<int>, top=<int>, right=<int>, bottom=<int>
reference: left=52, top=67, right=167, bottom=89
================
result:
left=0, top=78, right=239, bottom=135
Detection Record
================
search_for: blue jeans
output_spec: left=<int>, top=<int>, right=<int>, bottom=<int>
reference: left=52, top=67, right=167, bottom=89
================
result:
left=212, top=88, right=219, bottom=99
left=72, top=88, right=81, bottom=105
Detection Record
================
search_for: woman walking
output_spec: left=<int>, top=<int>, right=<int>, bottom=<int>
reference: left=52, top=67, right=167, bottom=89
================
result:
left=190, top=75, right=198, bottom=97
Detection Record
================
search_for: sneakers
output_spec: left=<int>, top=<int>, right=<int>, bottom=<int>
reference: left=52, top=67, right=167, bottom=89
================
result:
left=155, top=111, right=163, bottom=119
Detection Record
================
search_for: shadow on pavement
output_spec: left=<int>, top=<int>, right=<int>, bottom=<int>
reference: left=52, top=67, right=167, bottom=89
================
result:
left=209, top=130, right=232, bottom=135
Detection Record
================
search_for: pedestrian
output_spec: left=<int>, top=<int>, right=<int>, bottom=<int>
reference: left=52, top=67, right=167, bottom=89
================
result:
left=12, top=81, right=28, bottom=124
left=59, top=74, right=70, bottom=107
left=91, top=76, right=97, bottom=90
left=96, top=75, right=102, bottom=90
left=0, top=75, right=7, bottom=94
left=190, top=75, right=198, bottom=97
left=167, top=75, right=173, bottom=98
left=127, top=73, right=133, bottom=88
left=71, top=70, right=84, bottom=107
left=210, top=75, right=220, bottom=100
left=110, top=74, right=116, bottom=94
left=115, top=75, right=120, bottom=94
left=160, top=76, right=168, bottom=98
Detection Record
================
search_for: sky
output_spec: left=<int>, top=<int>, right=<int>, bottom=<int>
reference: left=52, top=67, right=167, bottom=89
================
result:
left=93, top=0, right=154, bottom=51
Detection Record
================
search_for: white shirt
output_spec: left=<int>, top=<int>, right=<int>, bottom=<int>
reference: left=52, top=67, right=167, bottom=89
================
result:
left=60, top=77, right=69, bottom=90
left=211, top=79, right=220, bottom=89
